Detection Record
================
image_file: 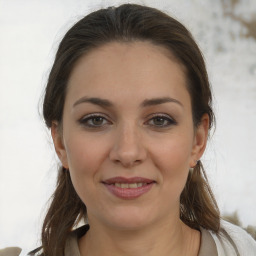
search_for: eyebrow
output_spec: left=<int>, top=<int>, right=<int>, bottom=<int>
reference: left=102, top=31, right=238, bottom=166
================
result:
left=73, top=97, right=113, bottom=108
left=73, top=96, right=183, bottom=108
left=141, top=97, right=183, bottom=108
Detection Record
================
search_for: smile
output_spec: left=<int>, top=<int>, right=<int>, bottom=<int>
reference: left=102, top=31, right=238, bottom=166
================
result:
left=114, top=182, right=146, bottom=188
left=102, top=177, right=155, bottom=199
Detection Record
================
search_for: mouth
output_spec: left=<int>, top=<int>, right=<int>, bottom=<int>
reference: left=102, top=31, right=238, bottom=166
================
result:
left=102, top=177, right=156, bottom=199
left=112, top=182, right=149, bottom=188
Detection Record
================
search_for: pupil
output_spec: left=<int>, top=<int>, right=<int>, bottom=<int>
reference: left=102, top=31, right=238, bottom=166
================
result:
left=154, top=117, right=164, bottom=125
left=93, top=117, right=103, bottom=125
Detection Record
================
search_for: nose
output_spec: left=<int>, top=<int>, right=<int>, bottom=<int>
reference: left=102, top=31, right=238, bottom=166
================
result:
left=109, top=124, right=147, bottom=168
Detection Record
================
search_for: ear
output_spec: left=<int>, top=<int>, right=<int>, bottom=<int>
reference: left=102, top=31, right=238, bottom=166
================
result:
left=51, top=122, right=69, bottom=169
left=190, top=114, right=209, bottom=167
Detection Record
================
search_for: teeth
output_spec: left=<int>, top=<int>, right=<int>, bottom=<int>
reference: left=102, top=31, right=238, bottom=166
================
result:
left=114, top=183, right=146, bottom=188
left=129, top=183, right=138, bottom=188
left=115, top=183, right=121, bottom=187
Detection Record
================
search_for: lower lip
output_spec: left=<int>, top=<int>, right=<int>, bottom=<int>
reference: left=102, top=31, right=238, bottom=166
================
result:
left=104, top=183, right=155, bottom=199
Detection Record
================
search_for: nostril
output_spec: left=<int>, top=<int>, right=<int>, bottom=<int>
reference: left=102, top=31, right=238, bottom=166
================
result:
left=112, top=158, right=142, bottom=168
left=109, top=134, right=147, bottom=165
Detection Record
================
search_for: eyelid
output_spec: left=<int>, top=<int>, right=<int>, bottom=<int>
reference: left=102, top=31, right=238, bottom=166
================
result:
left=145, top=112, right=175, bottom=120
left=80, top=112, right=110, bottom=119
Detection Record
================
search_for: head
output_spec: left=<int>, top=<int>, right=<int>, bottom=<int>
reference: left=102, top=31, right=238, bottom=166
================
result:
left=41, top=4, right=219, bottom=256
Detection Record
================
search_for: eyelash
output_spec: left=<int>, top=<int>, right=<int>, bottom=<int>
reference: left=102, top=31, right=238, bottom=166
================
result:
left=78, top=113, right=177, bottom=129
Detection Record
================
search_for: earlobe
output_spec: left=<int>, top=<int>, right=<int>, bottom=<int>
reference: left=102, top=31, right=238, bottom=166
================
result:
left=190, top=114, right=209, bottom=167
left=51, top=122, right=69, bottom=169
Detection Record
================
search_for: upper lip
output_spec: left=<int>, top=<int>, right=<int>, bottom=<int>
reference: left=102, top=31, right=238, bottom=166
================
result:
left=103, top=176, right=155, bottom=184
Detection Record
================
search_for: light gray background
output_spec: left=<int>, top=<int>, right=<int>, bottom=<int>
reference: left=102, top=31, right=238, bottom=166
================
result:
left=0, top=0, right=256, bottom=252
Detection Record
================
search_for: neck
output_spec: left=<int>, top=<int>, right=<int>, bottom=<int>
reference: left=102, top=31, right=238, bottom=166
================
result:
left=78, top=217, right=200, bottom=256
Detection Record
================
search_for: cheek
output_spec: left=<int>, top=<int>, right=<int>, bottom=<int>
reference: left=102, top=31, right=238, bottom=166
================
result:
left=64, top=133, right=109, bottom=194
left=153, top=134, right=193, bottom=171
left=65, top=132, right=106, bottom=169
left=151, top=134, right=192, bottom=196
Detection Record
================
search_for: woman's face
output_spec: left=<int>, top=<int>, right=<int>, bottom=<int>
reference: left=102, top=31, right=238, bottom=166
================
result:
left=52, top=41, right=208, bottom=230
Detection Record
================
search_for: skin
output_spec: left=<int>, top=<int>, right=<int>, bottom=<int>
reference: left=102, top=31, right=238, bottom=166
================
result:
left=52, top=41, right=209, bottom=256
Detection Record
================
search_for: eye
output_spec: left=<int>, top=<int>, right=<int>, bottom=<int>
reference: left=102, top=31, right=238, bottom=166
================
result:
left=79, top=114, right=111, bottom=128
left=146, top=114, right=177, bottom=128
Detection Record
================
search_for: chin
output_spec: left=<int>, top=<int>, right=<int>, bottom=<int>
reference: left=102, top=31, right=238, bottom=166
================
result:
left=103, top=206, right=156, bottom=231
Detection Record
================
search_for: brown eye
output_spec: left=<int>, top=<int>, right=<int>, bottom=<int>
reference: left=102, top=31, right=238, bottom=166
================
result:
left=152, top=117, right=167, bottom=126
left=147, top=114, right=177, bottom=128
left=79, top=114, right=111, bottom=128
left=91, top=116, right=104, bottom=126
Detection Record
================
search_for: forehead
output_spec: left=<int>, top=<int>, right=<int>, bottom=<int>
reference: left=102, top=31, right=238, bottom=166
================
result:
left=66, top=41, right=190, bottom=107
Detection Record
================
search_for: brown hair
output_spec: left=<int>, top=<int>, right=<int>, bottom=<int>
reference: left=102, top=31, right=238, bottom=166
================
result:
left=34, top=3, right=220, bottom=256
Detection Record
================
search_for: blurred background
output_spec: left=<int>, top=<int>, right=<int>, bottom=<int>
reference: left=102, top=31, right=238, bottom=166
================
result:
left=0, top=0, right=255, bottom=253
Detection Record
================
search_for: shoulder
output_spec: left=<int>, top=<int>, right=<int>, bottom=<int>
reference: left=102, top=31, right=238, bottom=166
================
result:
left=0, top=247, right=22, bottom=256
left=65, top=225, right=89, bottom=256
left=5, top=225, right=89, bottom=256
left=209, top=220, right=256, bottom=255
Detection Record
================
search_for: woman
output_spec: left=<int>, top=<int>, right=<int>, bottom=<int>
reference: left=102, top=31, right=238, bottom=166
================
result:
left=24, top=3, right=256, bottom=256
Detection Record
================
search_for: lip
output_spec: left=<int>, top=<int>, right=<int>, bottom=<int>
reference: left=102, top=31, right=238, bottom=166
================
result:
left=103, top=176, right=155, bottom=184
left=102, top=176, right=155, bottom=200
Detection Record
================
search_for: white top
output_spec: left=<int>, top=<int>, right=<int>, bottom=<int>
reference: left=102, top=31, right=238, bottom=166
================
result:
left=209, top=220, right=256, bottom=255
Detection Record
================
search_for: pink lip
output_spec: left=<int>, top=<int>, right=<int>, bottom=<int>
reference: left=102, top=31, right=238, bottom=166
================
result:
left=102, top=176, right=155, bottom=200
left=103, top=176, right=154, bottom=184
